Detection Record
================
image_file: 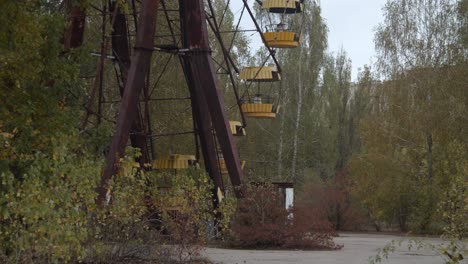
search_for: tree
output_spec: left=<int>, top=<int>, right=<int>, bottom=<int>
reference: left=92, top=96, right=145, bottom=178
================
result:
left=375, top=0, right=465, bottom=76
left=0, top=1, right=101, bottom=261
left=350, top=0, right=467, bottom=232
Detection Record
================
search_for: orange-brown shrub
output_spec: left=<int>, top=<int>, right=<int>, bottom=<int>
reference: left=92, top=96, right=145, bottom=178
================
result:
left=285, top=205, right=339, bottom=249
left=230, top=183, right=340, bottom=249
left=299, top=169, right=367, bottom=231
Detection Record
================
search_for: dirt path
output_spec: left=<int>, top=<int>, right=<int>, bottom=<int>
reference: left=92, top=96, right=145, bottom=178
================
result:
left=203, top=233, right=461, bottom=264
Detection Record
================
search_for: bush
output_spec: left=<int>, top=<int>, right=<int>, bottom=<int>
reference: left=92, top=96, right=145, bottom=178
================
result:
left=230, top=183, right=340, bottom=249
left=369, top=174, right=468, bottom=264
left=149, top=168, right=216, bottom=263
left=0, top=144, right=225, bottom=263
left=84, top=155, right=225, bottom=264
left=0, top=135, right=100, bottom=263
left=285, top=205, right=339, bottom=249
left=299, top=170, right=367, bottom=231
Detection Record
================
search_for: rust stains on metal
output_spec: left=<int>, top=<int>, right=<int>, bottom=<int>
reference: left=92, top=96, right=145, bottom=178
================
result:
left=110, top=2, right=151, bottom=166
left=179, top=0, right=225, bottom=203
left=97, top=0, right=160, bottom=207
left=180, top=0, right=244, bottom=197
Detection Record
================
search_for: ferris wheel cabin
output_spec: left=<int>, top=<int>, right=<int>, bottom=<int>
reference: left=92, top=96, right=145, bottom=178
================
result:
left=239, top=66, right=281, bottom=82
left=239, top=66, right=281, bottom=119
left=241, top=102, right=280, bottom=119
left=260, top=0, right=303, bottom=48
left=263, top=24, right=302, bottom=48
left=262, top=0, right=304, bottom=14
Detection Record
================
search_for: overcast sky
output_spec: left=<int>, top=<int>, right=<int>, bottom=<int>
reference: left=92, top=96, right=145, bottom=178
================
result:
left=320, top=0, right=388, bottom=80
left=229, top=0, right=389, bottom=81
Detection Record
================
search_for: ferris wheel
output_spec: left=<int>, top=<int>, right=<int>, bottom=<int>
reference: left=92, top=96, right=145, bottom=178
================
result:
left=69, top=0, right=305, bottom=206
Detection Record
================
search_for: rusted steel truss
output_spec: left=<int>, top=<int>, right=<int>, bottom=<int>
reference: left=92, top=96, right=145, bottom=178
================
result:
left=110, top=1, right=151, bottom=166
left=97, top=0, right=159, bottom=207
left=97, top=0, right=245, bottom=206
left=179, top=0, right=244, bottom=197
left=180, top=56, right=225, bottom=200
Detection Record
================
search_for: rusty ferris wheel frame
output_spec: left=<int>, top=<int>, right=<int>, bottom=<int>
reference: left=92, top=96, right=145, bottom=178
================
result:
left=65, top=0, right=282, bottom=207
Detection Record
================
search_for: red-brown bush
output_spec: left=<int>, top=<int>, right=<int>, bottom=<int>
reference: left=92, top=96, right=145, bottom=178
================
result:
left=285, top=205, right=339, bottom=249
left=299, top=169, right=366, bottom=231
left=230, top=183, right=340, bottom=249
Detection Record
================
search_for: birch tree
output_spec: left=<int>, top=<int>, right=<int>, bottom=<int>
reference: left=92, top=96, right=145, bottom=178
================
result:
left=284, top=2, right=328, bottom=181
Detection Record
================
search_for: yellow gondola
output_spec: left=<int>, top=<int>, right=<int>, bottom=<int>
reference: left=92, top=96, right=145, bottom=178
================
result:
left=241, top=103, right=280, bottom=118
left=261, top=0, right=304, bottom=14
left=239, top=68, right=281, bottom=118
left=152, top=154, right=197, bottom=170
left=240, top=94, right=280, bottom=119
left=230, top=121, right=246, bottom=136
left=239, top=66, right=281, bottom=82
left=263, top=30, right=301, bottom=48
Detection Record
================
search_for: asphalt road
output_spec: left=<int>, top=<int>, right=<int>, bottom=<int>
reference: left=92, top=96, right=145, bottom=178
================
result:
left=203, top=233, right=467, bottom=264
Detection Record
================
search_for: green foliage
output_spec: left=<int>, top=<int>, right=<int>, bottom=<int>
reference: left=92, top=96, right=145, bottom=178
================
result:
left=0, top=141, right=227, bottom=263
left=0, top=136, right=101, bottom=263
left=350, top=0, right=467, bottom=233
left=216, top=194, right=237, bottom=239
left=148, top=168, right=236, bottom=263
left=0, top=1, right=96, bottom=262
left=0, top=0, right=85, bottom=155
left=97, top=149, right=148, bottom=235
left=83, top=149, right=159, bottom=263
left=153, top=168, right=213, bottom=239
left=369, top=175, right=467, bottom=263
left=350, top=66, right=467, bottom=232
left=375, top=0, right=466, bottom=76
left=438, top=152, right=468, bottom=240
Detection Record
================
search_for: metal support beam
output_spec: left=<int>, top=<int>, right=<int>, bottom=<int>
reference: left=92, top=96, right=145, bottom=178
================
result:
left=180, top=0, right=244, bottom=197
left=110, top=1, right=151, bottom=166
left=183, top=58, right=225, bottom=194
left=62, top=1, right=86, bottom=52
left=81, top=7, right=119, bottom=130
left=179, top=1, right=224, bottom=203
left=97, top=0, right=159, bottom=207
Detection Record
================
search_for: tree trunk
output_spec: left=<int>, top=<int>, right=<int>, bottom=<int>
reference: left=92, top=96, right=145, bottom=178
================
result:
left=277, top=80, right=287, bottom=179
left=427, top=133, right=433, bottom=182
left=291, top=50, right=304, bottom=180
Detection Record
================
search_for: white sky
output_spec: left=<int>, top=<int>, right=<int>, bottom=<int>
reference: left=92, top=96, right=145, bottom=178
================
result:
left=229, top=0, right=388, bottom=81
left=320, top=0, right=388, bottom=80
